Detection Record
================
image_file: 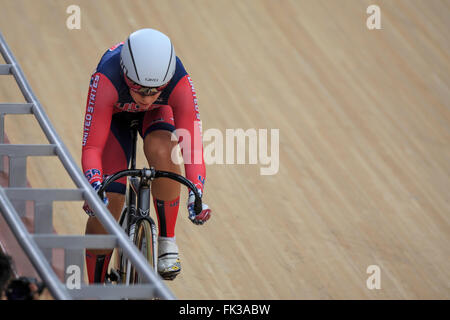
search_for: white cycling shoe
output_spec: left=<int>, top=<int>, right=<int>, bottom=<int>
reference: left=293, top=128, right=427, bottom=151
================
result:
left=157, top=237, right=181, bottom=280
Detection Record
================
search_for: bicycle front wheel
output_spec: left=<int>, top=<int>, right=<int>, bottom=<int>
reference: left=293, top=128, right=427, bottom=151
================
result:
left=130, top=218, right=157, bottom=284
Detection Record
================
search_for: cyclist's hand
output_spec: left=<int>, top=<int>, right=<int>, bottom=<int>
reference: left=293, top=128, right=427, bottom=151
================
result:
left=83, top=181, right=108, bottom=216
left=187, top=189, right=211, bottom=225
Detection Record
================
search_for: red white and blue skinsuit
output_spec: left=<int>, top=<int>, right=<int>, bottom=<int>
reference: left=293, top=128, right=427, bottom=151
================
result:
left=81, top=42, right=206, bottom=195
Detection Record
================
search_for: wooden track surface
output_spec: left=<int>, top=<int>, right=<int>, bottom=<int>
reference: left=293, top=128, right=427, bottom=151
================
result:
left=0, top=0, right=449, bottom=299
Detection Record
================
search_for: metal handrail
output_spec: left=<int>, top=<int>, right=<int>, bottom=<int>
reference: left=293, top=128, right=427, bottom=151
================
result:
left=0, top=31, right=175, bottom=300
left=0, top=188, right=71, bottom=299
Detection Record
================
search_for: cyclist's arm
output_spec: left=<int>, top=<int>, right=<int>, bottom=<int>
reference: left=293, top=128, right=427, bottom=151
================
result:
left=81, top=72, right=118, bottom=185
left=169, top=75, right=206, bottom=193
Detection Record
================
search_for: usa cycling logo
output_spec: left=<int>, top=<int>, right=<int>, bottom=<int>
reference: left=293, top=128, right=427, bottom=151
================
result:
left=84, top=168, right=102, bottom=183
left=114, top=102, right=159, bottom=112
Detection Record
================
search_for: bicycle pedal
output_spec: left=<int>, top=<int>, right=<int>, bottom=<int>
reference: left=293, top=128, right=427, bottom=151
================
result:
left=106, top=269, right=121, bottom=282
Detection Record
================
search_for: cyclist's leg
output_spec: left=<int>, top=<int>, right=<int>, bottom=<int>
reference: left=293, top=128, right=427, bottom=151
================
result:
left=85, top=193, right=124, bottom=239
left=141, top=106, right=182, bottom=279
left=141, top=106, right=181, bottom=236
left=85, top=112, right=132, bottom=283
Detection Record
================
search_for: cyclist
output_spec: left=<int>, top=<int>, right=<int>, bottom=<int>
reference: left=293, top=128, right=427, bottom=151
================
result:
left=81, top=28, right=211, bottom=283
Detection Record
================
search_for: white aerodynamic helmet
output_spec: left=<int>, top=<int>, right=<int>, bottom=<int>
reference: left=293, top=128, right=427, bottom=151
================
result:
left=120, top=28, right=176, bottom=88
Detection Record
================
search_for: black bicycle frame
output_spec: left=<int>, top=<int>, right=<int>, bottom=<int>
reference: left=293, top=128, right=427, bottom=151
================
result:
left=126, top=120, right=147, bottom=233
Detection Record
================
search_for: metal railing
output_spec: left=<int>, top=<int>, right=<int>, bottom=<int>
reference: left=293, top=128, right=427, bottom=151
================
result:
left=0, top=31, right=175, bottom=300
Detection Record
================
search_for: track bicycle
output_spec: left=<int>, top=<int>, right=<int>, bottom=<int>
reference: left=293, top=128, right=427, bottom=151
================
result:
left=98, top=120, right=203, bottom=284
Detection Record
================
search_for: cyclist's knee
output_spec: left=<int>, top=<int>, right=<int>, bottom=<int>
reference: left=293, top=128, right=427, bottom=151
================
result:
left=143, top=130, right=177, bottom=165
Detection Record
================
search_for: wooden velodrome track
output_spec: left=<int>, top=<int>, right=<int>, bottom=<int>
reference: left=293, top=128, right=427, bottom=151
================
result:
left=0, top=0, right=449, bottom=299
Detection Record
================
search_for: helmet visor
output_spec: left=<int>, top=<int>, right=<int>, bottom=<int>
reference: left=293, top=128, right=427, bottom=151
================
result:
left=124, top=75, right=168, bottom=96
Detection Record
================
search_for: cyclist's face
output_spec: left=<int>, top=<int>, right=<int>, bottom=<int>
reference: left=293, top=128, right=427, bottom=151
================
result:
left=129, top=89, right=161, bottom=107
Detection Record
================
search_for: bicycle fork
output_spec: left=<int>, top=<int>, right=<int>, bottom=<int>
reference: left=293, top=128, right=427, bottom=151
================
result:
left=136, top=174, right=158, bottom=271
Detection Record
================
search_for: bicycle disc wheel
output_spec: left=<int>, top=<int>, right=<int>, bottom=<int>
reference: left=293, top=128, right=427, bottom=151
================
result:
left=130, top=218, right=156, bottom=284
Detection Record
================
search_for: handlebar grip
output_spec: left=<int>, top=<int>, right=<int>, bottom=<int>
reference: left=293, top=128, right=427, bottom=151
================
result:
left=194, top=196, right=202, bottom=215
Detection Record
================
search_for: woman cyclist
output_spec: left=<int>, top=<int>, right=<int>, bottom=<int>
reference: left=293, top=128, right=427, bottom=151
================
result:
left=81, top=28, right=211, bottom=283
